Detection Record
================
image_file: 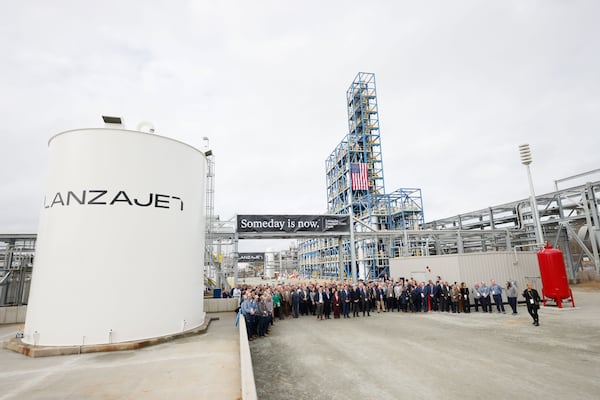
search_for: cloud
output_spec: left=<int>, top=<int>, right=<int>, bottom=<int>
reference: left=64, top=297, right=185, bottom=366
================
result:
left=1, top=0, right=599, bottom=252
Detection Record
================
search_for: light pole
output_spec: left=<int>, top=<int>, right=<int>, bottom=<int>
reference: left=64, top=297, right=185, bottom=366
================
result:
left=519, top=144, right=544, bottom=245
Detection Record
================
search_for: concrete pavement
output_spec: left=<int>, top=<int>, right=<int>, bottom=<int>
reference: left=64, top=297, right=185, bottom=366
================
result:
left=2, top=288, right=598, bottom=400
left=0, top=312, right=241, bottom=400
left=250, top=288, right=600, bottom=400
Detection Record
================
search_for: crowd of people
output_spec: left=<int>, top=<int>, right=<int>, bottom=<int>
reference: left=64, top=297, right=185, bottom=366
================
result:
left=233, top=276, right=543, bottom=339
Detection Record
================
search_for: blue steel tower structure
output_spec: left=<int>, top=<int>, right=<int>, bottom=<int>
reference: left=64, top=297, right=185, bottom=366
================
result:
left=299, top=72, right=425, bottom=280
left=329, top=72, right=385, bottom=216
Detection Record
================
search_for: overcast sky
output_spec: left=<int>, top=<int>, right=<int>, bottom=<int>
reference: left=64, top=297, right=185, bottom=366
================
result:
left=1, top=1, right=599, bottom=252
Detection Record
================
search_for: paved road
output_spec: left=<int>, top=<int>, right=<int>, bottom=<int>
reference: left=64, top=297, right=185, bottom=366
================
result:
left=251, top=289, right=600, bottom=400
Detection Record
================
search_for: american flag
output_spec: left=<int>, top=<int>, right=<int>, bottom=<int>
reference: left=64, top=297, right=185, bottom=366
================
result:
left=350, top=163, right=369, bottom=190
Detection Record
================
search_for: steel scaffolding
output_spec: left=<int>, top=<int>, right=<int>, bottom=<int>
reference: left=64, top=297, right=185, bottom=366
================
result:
left=300, top=72, right=425, bottom=280
left=423, top=180, right=600, bottom=278
left=0, top=234, right=36, bottom=307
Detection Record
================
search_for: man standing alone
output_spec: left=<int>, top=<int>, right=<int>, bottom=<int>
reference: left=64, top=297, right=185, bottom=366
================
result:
left=523, top=283, right=541, bottom=326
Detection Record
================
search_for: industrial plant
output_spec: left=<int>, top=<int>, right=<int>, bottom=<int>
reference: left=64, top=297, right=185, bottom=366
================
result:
left=1, top=73, right=599, bottom=323
left=296, top=72, right=600, bottom=286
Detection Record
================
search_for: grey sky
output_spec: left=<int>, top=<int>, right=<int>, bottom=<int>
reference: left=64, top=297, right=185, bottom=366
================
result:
left=1, top=1, right=599, bottom=251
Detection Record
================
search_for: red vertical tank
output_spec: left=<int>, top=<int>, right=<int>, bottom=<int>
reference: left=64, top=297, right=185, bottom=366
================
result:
left=537, top=243, right=575, bottom=308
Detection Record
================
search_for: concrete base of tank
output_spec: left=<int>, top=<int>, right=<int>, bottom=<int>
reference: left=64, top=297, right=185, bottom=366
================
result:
left=3, top=313, right=212, bottom=358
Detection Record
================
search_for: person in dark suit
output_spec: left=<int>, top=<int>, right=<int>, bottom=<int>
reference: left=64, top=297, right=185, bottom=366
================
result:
left=522, top=283, right=541, bottom=326
left=351, top=284, right=360, bottom=317
left=460, top=282, right=470, bottom=313
left=361, top=283, right=371, bottom=316
left=430, top=281, right=439, bottom=311
left=299, top=287, right=308, bottom=316
left=412, top=283, right=423, bottom=312
left=439, top=282, right=449, bottom=312
left=291, top=288, right=300, bottom=318
left=400, top=283, right=410, bottom=312
left=323, top=286, right=332, bottom=319
left=315, top=287, right=325, bottom=320
left=341, top=285, right=351, bottom=318
left=308, top=287, right=316, bottom=316
left=422, top=282, right=432, bottom=312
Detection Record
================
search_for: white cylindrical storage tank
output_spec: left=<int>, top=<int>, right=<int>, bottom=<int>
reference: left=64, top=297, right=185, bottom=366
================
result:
left=264, top=248, right=275, bottom=279
left=24, top=128, right=206, bottom=346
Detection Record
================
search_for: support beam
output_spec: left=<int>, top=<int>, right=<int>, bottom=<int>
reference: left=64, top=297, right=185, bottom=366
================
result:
left=562, top=222, right=595, bottom=262
left=581, top=189, right=600, bottom=274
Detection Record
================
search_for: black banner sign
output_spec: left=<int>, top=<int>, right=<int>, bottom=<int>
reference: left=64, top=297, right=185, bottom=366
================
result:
left=238, top=252, right=265, bottom=262
left=237, top=215, right=349, bottom=233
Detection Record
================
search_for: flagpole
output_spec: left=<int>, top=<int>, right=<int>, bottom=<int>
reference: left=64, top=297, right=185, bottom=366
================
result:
left=347, top=161, right=358, bottom=284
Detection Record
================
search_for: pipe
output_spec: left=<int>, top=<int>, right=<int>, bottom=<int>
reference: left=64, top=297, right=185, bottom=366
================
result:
left=513, top=243, right=543, bottom=265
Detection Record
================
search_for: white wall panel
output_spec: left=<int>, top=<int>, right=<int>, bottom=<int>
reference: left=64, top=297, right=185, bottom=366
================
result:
left=390, top=252, right=541, bottom=293
left=389, top=255, right=460, bottom=283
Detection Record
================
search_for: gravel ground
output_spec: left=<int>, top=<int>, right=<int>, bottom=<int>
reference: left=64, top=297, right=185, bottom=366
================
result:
left=250, top=289, right=600, bottom=400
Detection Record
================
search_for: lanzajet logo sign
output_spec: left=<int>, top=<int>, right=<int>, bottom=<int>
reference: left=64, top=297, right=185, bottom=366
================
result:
left=237, top=215, right=349, bottom=233
left=43, top=190, right=184, bottom=211
left=238, top=253, right=265, bottom=262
